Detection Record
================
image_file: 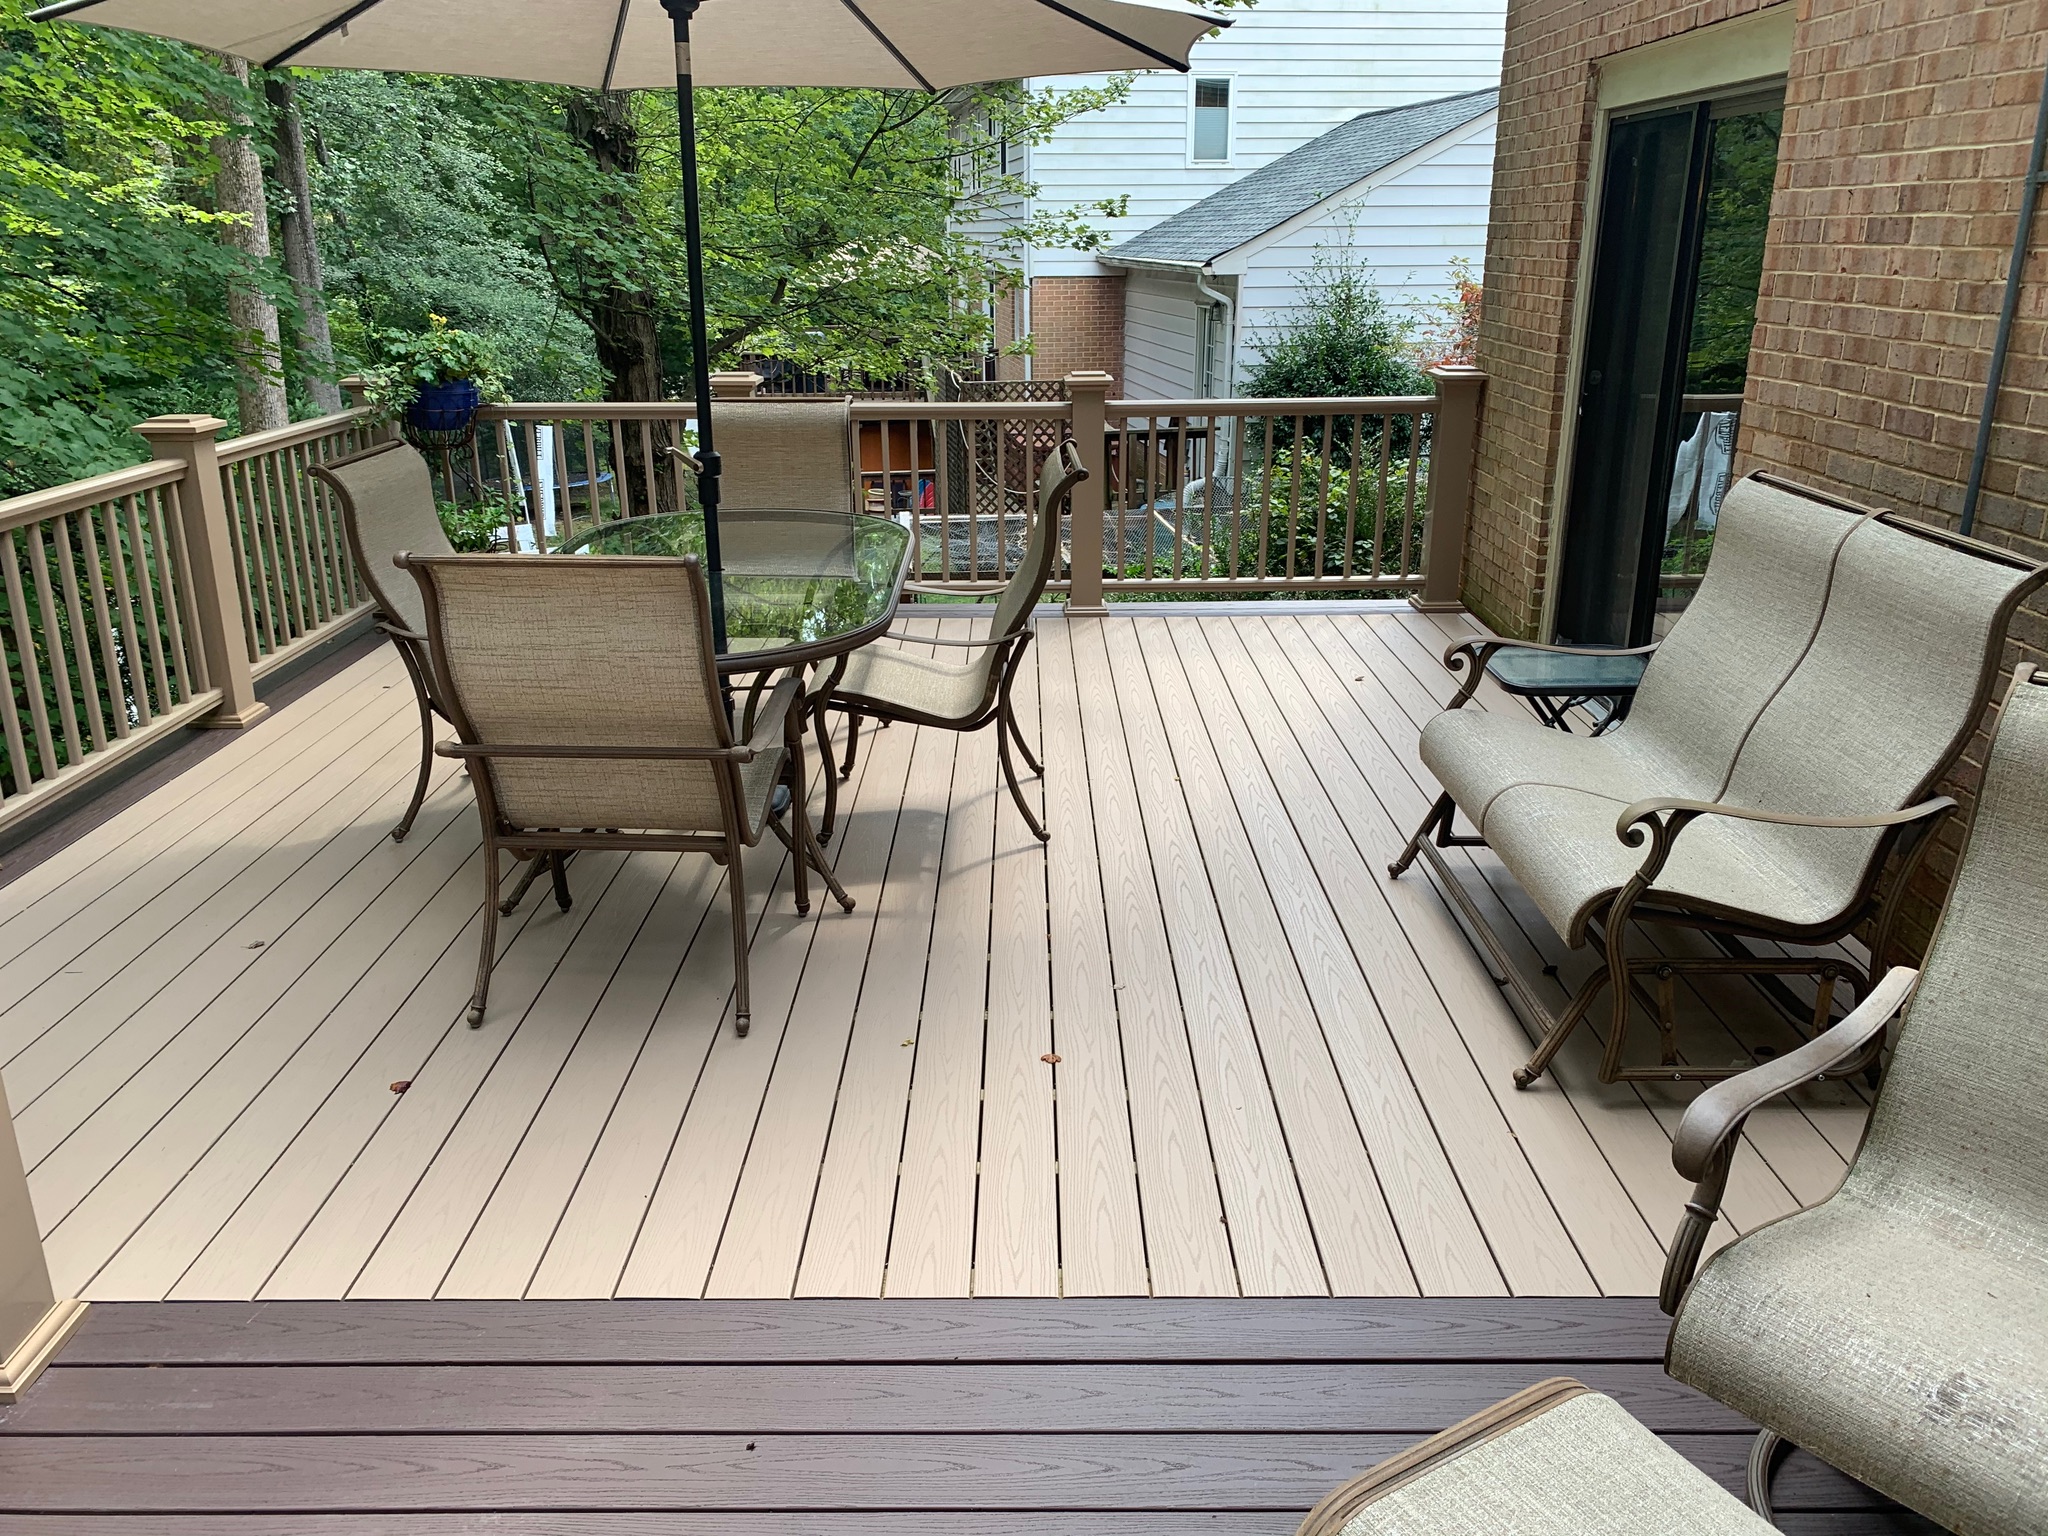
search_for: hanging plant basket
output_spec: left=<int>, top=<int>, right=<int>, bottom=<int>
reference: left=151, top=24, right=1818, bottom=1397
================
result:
left=400, top=378, right=484, bottom=452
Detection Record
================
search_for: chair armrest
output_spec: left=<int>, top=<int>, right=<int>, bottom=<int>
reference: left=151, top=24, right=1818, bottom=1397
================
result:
left=1441, top=635, right=1659, bottom=708
left=1612, top=794, right=1958, bottom=891
left=1673, top=963, right=1919, bottom=1180
left=743, top=675, right=804, bottom=758
left=436, top=741, right=763, bottom=763
left=1658, top=964, right=1919, bottom=1314
left=879, top=629, right=1016, bottom=650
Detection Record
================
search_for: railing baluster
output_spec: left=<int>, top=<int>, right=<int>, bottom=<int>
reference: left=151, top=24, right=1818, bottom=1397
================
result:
left=1, top=531, right=58, bottom=780
left=1312, top=415, right=1337, bottom=579
left=123, top=494, right=173, bottom=714
left=25, top=519, right=83, bottom=768
left=153, top=485, right=201, bottom=700
left=78, top=506, right=126, bottom=740
left=100, top=503, right=148, bottom=727
left=0, top=566, right=32, bottom=793
left=1402, top=411, right=1421, bottom=580
left=220, top=464, right=262, bottom=660
left=53, top=513, right=108, bottom=752
left=1169, top=419, right=1190, bottom=581
left=637, top=419, right=658, bottom=523
left=1339, top=414, right=1363, bottom=581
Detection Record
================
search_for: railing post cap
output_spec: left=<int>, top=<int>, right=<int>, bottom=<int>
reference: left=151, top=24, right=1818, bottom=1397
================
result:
left=1426, top=364, right=1486, bottom=386
left=1063, top=370, right=1115, bottom=389
left=132, top=415, right=229, bottom=441
left=709, top=371, right=764, bottom=400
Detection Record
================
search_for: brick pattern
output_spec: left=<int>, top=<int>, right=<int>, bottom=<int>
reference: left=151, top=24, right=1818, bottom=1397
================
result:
left=1027, top=275, right=1127, bottom=388
left=1474, top=0, right=2048, bottom=954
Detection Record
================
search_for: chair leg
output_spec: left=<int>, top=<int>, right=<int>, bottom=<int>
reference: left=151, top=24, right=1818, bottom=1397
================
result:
left=1746, top=1429, right=1788, bottom=1525
left=1002, top=693, right=1043, bottom=777
left=728, top=844, right=752, bottom=1038
left=796, top=785, right=856, bottom=914
left=813, top=699, right=840, bottom=844
left=1511, top=967, right=1610, bottom=1088
left=469, top=841, right=502, bottom=1028
left=1389, top=792, right=1454, bottom=878
left=786, top=749, right=812, bottom=919
left=498, top=854, right=548, bottom=915
left=549, top=851, right=573, bottom=912
left=838, top=709, right=862, bottom=782
left=998, top=721, right=1050, bottom=843
left=395, top=697, right=435, bottom=844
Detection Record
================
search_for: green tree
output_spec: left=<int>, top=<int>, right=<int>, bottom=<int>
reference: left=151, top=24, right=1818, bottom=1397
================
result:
left=0, top=1, right=272, bottom=492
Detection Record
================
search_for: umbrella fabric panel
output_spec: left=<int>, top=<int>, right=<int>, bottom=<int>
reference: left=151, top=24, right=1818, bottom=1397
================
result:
left=40, top=0, right=1222, bottom=90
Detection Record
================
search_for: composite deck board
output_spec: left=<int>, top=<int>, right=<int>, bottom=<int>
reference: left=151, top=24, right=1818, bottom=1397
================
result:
left=6, top=612, right=1871, bottom=1301
left=0, top=1300, right=1927, bottom=1531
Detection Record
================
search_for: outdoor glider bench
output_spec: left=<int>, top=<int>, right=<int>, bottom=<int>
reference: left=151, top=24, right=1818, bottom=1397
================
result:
left=1392, top=472, right=2047, bottom=1087
left=1311, top=664, right=2048, bottom=1536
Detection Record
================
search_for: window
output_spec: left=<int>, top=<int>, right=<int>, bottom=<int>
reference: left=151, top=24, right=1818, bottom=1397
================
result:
left=1191, top=77, right=1231, bottom=163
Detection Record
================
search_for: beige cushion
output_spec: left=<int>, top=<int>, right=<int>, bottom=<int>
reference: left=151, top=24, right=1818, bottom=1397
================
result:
left=1307, top=1387, right=1769, bottom=1536
left=1667, top=674, right=2048, bottom=1536
left=714, top=400, right=857, bottom=515
left=315, top=443, right=453, bottom=634
left=424, top=557, right=779, bottom=837
left=1425, top=475, right=2037, bottom=947
left=836, top=642, right=991, bottom=725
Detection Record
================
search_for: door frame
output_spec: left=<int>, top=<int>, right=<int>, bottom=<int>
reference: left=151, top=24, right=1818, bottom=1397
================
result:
left=1539, top=4, right=1796, bottom=640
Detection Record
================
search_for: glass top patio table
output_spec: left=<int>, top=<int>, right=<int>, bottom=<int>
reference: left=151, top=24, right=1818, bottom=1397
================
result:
left=560, top=509, right=913, bottom=674
left=1484, top=646, right=1649, bottom=734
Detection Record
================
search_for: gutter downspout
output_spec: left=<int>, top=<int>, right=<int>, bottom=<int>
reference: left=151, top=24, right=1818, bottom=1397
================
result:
left=1961, top=59, right=2048, bottom=537
left=1195, top=266, right=1236, bottom=396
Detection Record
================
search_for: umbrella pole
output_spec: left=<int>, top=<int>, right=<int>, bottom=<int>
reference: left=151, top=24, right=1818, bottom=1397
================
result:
left=661, top=0, right=726, bottom=654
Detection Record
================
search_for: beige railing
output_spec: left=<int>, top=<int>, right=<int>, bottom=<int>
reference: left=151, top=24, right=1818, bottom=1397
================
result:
left=440, top=365, right=1483, bottom=612
left=0, top=396, right=385, bottom=834
left=0, top=367, right=1480, bottom=833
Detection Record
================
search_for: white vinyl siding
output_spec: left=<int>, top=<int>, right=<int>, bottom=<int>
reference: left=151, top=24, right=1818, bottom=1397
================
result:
left=1122, top=273, right=1207, bottom=400
left=1018, top=0, right=1506, bottom=279
left=1234, top=118, right=1497, bottom=370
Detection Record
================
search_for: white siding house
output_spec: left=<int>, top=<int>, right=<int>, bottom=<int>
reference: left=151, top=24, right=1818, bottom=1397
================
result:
left=1108, top=91, right=1498, bottom=399
left=974, top=0, right=1505, bottom=388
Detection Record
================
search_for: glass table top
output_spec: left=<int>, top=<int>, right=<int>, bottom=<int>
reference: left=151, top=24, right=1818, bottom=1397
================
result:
left=1485, top=647, right=1650, bottom=695
left=560, top=509, right=912, bottom=666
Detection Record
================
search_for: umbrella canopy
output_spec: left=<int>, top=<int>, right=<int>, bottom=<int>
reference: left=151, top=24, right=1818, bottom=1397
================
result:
left=26, top=0, right=1224, bottom=88
left=32, top=0, right=1226, bottom=651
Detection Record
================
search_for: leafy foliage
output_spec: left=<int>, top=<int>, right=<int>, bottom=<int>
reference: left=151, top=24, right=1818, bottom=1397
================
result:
left=0, top=2, right=274, bottom=493
left=1686, top=109, right=1779, bottom=393
left=362, top=314, right=508, bottom=417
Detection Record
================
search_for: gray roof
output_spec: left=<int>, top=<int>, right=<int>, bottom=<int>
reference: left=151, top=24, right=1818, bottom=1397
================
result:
left=1103, top=88, right=1498, bottom=269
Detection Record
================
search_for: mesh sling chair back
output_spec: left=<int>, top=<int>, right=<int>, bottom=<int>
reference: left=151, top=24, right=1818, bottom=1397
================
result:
left=310, top=440, right=455, bottom=843
left=1658, top=663, right=2048, bottom=1536
left=708, top=399, right=859, bottom=515
left=1393, top=472, right=2048, bottom=1086
left=828, top=438, right=1087, bottom=843
left=401, top=552, right=852, bottom=1036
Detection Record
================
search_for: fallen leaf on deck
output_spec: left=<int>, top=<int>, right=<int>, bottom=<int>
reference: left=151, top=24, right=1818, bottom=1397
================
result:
left=389, top=1080, right=411, bottom=1094
left=1040, top=1053, right=1060, bottom=1065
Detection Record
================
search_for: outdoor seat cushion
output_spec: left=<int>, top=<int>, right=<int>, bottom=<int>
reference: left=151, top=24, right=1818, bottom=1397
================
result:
left=1297, top=1381, right=1769, bottom=1535
left=1483, top=781, right=1879, bottom=946
left=1669, top=1193, right=2048, bottom=1536
left=836, top=642, right=991, bottom=725
left=1420, top=706, right=1690, bottom=831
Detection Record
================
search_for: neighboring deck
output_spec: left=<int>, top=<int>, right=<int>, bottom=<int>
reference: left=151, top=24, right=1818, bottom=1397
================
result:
left=1, top=607, right=1873, bottom=1303
left=0, top=1298, right=1934, bottom=1531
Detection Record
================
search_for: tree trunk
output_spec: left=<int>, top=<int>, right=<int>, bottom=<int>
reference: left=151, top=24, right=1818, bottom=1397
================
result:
left=563, top=90, right=674, bottom=514
left=212, top=55, right=289, bottom=434
left=265, top=76, right=344, bottom=416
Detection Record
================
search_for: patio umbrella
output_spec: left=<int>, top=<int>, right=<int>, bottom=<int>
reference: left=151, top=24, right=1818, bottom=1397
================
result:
left=28, top=0, right=1227, bottom=649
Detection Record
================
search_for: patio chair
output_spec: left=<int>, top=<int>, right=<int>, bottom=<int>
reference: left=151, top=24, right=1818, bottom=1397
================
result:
left=310, top=439, right=453, bottom=843
left=708, top=398, right=858, bottom=515
left=1660, top=663, right=2048, bottom=1536
left=828, top=439, right=1086, bottom=844
left=1295, top=1379, right=1773, bottom=1535
left=399, top=551, right=853, bottom=1035
left=1391, top=472, right=2048, bottom=1087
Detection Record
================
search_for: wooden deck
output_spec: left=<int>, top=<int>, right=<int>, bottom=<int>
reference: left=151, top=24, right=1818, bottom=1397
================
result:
left=0, top=1298, right=1935, bottom=1531
left=1, top=607, right=1873, bottom=1302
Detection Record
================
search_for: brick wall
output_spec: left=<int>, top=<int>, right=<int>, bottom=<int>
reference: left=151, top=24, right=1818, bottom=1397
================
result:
left=1475, top=0, right=2048, bottom=954
left=1027, top=275, right=1127, bottom=388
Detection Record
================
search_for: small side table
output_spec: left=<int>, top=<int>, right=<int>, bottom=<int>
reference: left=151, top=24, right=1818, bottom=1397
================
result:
left=1485, top=648, right=1648, bottom=734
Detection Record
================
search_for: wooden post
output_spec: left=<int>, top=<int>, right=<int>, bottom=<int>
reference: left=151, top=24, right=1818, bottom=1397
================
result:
left=1414, top=364, right=1486, bottom=612
left=339, top=375, right=371, bottom=410
left=1064, top=371, right=1114, bottom=614
left=710, top=371, right=764, bottom=400
left=133, top=416, right=271, bottom=729
left=0, top=1073, right=86, bottom=1402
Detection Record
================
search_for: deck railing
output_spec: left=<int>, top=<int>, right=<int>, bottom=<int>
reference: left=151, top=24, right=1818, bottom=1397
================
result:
left=0, top=396, right=387, bottom=833
left=0, top=367, right=1480, bottom=834
left=435, top=365, right=1483, bottom=611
